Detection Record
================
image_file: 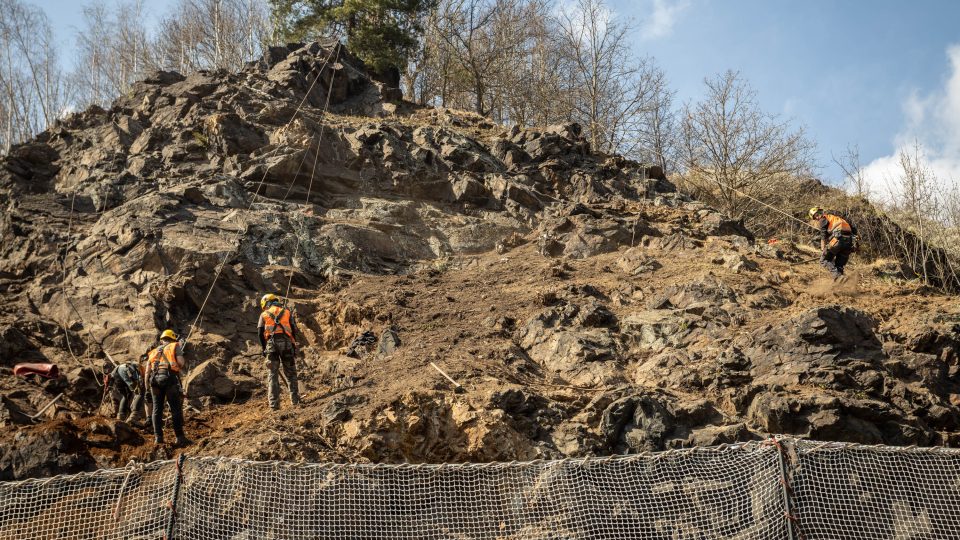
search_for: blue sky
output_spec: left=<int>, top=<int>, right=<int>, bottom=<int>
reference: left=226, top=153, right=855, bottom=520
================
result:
left=41, top=0, right=172, bottom=44
left=620, top=0, right=960, bottom=191
left=35, top=0, right=960, bottom=189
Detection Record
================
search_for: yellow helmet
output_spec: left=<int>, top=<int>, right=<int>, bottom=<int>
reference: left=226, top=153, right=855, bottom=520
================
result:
left=260, top=293, right=279, bottom=309
left=808, top=206, right=824, bottom=219
left=160, top=329, right=178, bottom=341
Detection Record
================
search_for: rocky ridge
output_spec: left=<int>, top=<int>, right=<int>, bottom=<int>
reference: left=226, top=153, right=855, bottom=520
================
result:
left=1, top=42, right=958, bottom=480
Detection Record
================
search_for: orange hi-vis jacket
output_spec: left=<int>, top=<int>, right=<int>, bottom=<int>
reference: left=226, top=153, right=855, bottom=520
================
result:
left=813, top=213, right=853, bottom=241
left=261, top=305, right=296, bottom=344
left=147, top=342, right=181, bottom=373
left=824, top=214, right=852, bottom=235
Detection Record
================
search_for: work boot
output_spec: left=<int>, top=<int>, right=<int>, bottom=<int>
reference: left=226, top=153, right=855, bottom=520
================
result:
left=174, top=435, right=193, bottom=447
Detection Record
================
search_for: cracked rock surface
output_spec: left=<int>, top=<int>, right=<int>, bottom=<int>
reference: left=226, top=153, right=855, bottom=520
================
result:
left=1, top=42, right=958, bottom=480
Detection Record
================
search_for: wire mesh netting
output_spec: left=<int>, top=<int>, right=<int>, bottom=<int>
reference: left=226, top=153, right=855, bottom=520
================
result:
left=1, top=438, right=959, bottom=539
left=0, top=460, right=175, bottom=539
left=791, top=440, right=960, bottom=539
left=174, top=443, right=786, bottom=539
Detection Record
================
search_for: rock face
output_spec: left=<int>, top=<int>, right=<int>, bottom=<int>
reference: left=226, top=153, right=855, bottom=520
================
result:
left=1, top=42, right=959, bottom=479
left=0, top=421, right=96, bottom=480
left=183, top=359, right=259, bottom=407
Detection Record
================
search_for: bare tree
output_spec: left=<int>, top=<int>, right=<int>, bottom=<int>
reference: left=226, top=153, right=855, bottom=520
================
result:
left=414, top=0, right=678, bottom=155
left=74, top=1, right=153, bottom=108
left=495, top=0, right=567, bottom=126
left=833, top=144, right=870, bottom=199
left=892, top=142, right=938, bottom=284
left=153, top=0, right=271, bottom=74
left=417, top=0, right=563, bottom=124
left=552, top=0, right=667, bottom=157
left=643, top=84, right=677, bottom=171
left=680, top=70, right=814, bottom=219
left=440, top=0, right=494, bottom=114
left=425, top=0, right=548, bottom=117
left=0, top=0, right=69, bottom=153
left=411, top=4, right=468, bottom=107
left=944, top=179, right=960, bottom=244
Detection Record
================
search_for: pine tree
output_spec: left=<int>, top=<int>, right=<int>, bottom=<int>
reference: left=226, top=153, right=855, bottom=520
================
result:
left=270, top=0, right=434, bottom=78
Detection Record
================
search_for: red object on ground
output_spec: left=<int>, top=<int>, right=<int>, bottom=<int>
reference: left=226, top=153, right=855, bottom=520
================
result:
left=767, top=238, right=779, bottom=245
left=13, top=363, right=60, bottom=379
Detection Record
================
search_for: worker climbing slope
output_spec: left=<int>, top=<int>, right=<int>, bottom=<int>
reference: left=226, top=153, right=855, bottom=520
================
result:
left=145, top=329, right=191, bottom=446
left=258, top=294, right=302, bottom=410
left=105, top=360, right=145, bottom=425
left=809, top=207, right=858, bottom=281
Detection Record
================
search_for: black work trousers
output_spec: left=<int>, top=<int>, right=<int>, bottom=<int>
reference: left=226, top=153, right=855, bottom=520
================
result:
left=266, top=336, right=299, bottom=410
left=821, top=235, right=854, bottom=278
left=150, top=373, right=185, bottom=439
left=116, top=384, right=144, bottom=423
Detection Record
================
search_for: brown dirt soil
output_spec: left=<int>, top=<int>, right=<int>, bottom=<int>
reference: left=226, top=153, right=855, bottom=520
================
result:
left=76, top=235, right=958, bottom=465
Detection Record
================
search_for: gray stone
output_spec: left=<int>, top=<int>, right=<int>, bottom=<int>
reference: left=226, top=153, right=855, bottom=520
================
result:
left=377, top=328, right=401, bottom=357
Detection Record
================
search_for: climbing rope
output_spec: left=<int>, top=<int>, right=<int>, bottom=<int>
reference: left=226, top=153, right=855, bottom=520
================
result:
left=696, top=175, right=820, bottom=232
left=49, top=41, right=341, bottom=379
left=599, top=134, right=820, bottom=233
left=282, top=46, right=342, bottom=303
left=57, top=188, right=115, bottom=385
left=184, top=41, right=342, bottom=345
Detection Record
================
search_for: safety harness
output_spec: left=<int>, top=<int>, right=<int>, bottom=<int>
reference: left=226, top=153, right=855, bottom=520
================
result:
left=262, top=305, right=296, bottom=344
left=147, top=342, right=179, bottom=380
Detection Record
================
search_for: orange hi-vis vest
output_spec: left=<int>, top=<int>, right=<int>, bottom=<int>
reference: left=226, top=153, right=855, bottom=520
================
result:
left=261, top=305, right=295, bottom=343
left=148, top=342, right=180, bottom=373
left=824, top=214, right=852, bottom=236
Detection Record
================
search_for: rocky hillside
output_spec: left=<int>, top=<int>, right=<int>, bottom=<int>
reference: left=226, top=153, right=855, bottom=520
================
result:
left=1, top=42, right=959, bottom=480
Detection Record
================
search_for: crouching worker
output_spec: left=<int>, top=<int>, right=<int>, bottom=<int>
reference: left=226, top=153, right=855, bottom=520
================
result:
left=809, top=207, right=857, bottom=281
left=258, top=294, right=301, bottom=410
left=107, top=360, right=145, bottom=424
left=145, top=329, right=191, bottom=446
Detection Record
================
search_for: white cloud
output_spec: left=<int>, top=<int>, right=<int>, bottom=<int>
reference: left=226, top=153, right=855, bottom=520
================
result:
left=862, top=45, right=960, bottom=201
left=641, top=0, right=690, bottom=40
left=553, top=0, right=614, bottom=43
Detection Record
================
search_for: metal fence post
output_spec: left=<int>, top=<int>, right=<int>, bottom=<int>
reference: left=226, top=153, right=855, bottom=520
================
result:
left=165, top=454, right=187, bottom=540
left=773, top=438, right=798, bottom=540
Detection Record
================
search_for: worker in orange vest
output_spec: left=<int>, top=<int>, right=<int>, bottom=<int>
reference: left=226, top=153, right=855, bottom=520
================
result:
left=144, top=329, right=191, bottom=446
left=258, top=294, right=302, bottom=410
left=809, top=207, right=857, bottom=281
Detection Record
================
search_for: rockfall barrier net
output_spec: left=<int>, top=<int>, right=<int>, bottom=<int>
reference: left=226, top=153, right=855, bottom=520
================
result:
left=1, top=438, right=958, bottom=539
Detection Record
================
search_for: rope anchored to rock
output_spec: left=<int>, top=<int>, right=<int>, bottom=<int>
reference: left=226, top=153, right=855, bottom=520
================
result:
left=184, top=41, right=342, bottom=346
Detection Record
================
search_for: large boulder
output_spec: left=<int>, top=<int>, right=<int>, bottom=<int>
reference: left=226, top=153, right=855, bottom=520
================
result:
left=745, top=306, right=884, bottom=388
left=518, top=301, right=625, bottom=386
left=184, top=360, right=258, bottom=406
left=746, top=392, right=934, bottom=446
left=537, top=205, right=658, bottom=259
left=203, top=113, right=268, bottom=155
left=0, top=422, right=96, bottom=480
left=600, top=393, right=744, bottom=452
